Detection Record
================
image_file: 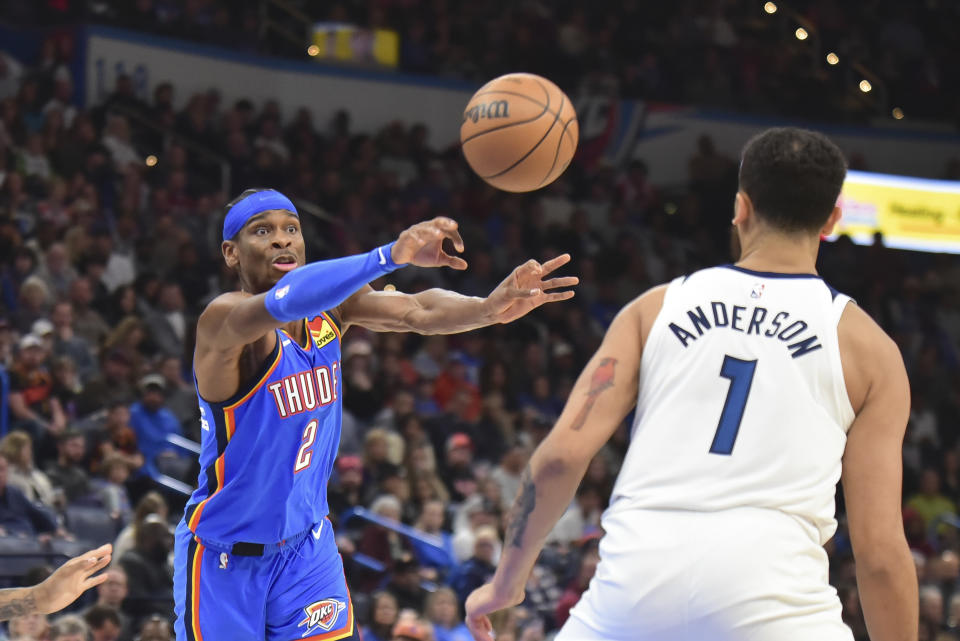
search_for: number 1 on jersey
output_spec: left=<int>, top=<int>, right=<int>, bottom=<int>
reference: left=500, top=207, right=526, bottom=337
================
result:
left=711, top=355, right=757, bottom=455
left=294, top=419, right=319, bottom=473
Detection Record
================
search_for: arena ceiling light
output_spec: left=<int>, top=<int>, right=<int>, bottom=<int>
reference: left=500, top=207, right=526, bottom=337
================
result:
left=892, top=107, right=905, bottom=120
left=795, top=27, right=808, bottom=40
left=859, top=79, right=872, bottom=93
left=764, top=2, right=777, bottom=14
left=826, top=52, right=839, bottom=65
left=307, top=45, right=320, bottom=57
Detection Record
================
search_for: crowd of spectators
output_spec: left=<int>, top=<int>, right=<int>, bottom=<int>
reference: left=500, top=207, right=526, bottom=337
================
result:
left=1, top=15, right=960, bottom=641
left=3, top=0, right=959, bottom=125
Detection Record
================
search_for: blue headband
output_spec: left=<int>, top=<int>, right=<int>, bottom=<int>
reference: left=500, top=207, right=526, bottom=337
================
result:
left=222, top=190, right=298, bottom=241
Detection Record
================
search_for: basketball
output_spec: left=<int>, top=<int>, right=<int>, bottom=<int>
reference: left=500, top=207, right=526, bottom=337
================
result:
left=460, top=73, right=579, bottom=193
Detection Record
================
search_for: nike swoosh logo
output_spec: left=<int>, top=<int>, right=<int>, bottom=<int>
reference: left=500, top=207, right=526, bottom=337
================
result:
left=377, top=247, right=386, bottom=265
left=312, top=525, right=323, bottom=540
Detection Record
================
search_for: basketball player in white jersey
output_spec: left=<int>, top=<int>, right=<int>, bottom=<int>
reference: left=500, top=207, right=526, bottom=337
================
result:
left=464, top=128, right=917, bottom=641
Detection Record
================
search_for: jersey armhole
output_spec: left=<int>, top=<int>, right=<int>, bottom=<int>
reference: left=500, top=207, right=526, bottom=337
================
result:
left=829, top=295, right=857, bottom=430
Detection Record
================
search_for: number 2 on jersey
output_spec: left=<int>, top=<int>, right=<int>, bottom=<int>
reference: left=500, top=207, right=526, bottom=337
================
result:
left=294, top=419, right=319, bottom=473
left=710, top=355, right=757, bottom=455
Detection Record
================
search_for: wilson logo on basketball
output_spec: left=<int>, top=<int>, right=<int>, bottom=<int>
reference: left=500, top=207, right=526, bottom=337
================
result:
left=464, top=100, right=510, bottom=123
left=298, top=598, right=345, bottom=635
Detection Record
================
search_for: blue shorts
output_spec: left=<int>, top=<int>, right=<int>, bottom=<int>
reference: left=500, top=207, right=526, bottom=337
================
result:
left=173, top=518, right=359, bottom=641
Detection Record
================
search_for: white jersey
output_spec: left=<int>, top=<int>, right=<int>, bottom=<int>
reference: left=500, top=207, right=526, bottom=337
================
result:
left=605, top=265, right=855, bottom=544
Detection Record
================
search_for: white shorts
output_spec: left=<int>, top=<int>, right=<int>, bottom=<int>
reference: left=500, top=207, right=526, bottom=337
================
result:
left=556, top=508, right=853, bottom=641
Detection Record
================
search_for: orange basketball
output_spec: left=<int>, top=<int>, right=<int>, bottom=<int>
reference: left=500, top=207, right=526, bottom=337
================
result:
left=460, top=73, right=579, bottom=193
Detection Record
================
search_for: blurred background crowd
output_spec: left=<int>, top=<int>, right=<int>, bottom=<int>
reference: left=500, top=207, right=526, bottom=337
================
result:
left=1, top=3, right=960, bottom=641
left=3, top=0, right=960, bottom=124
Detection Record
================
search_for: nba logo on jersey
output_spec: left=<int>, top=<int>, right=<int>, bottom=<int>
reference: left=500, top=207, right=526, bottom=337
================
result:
left=218, top=552, right=228, bottom=570
left=298, top=599, right=346, bottom=635
left=750, top=283, right=765, bottom=299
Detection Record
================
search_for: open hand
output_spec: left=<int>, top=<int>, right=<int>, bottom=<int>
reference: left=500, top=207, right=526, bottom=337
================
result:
left=486, top=254, right=578, bottom=324
left=34, top=543, right=112, bottom=614
left=392, top=217, right=468, bottom=270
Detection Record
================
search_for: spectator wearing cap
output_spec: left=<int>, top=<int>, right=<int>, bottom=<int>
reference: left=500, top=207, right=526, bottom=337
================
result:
left=0, top=430, right=56, bottom=507
left=0, top=453, right=59, bottom=538
left=441, top=433, right=473, bottom=495
left=76, top=349, right=135, bottom=416
left=327, top=455, right=364, bottom=528
left=8, top=332, right=67, bottom=438
left=45, top=429, right=95, bottom=505
left=50, top=300, right=98, bottom=382
left=449, top=525, right=499, bottom=607
left=425, top=586, right=471, bottom=641
left=129, top=373, right=184, bottom=479
left=361, top=591, right=399, bottom=641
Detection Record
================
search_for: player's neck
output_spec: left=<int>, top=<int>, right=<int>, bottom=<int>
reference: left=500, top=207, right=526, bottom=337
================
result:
left=735, top=232, right=820, bottom=275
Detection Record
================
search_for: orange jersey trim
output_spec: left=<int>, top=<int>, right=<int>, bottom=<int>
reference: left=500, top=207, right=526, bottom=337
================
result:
left=188, top=340, right=284, bottom=531
left=191, top=539, right=205, bottom=641
left=319, top=311, right=342, bottom=341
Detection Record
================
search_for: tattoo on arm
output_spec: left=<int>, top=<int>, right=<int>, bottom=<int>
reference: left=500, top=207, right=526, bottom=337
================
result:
left=570, top=357, right=618, bottom=431
left=0, top=588, right=37, bottom=620
left=504, top=464, right=537, bottom=548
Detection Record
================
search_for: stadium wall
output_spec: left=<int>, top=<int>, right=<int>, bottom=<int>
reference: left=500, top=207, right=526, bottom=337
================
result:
left=83, top=26, right=960, bottom=184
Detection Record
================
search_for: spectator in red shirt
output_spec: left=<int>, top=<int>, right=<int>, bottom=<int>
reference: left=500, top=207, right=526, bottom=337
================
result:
left=8, top=333, right=66, bottom=438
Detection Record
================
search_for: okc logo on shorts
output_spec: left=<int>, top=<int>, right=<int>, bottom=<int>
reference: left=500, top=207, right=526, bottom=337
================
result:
left=298, top=599, right=345, bottom=636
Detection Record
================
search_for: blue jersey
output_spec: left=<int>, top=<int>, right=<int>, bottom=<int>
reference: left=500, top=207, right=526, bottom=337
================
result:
left=185, top=312, right=343, bottom=544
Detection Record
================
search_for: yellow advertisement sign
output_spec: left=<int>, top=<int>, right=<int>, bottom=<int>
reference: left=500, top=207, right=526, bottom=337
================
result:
left=829, top=170, right=960, bottom=253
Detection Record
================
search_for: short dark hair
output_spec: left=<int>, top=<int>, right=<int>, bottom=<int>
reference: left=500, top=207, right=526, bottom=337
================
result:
left=738, top=127, right=847, bottom=233
left=84, top=604, right=121, bottom=629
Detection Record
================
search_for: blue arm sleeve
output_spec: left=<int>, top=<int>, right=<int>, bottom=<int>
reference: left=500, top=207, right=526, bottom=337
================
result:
left=264, top=242, right=405, bottom=322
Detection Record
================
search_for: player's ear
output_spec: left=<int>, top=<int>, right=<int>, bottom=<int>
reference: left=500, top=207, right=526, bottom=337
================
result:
left=820, top=205, right=842, bottom=237
left=732, top=191, right=752, bottom=227
left=222, top=240, right=239, bottom=270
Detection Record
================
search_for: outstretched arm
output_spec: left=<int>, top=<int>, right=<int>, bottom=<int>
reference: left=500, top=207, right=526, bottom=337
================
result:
left=0, top=544, right=111, bottom=620
left=200, top=217, right=468, bottom=352
left=463, top=286, right=666, bottom=641
left=339, top=255, right=578, bottom=334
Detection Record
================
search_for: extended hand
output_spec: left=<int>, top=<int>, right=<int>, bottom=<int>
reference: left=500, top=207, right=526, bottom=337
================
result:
left=465, top=582, right=525, bottom=641
left=486, top=254, right=578, bottom=324
left=391, top=217, right=468, bottom=270
left=34, top=544, right=112, bottom=614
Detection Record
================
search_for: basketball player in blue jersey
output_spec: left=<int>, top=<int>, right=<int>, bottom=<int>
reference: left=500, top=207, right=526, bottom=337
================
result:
left=173, top=188, right=578, bottom=641
left=466, top=128, right=917, bottom=641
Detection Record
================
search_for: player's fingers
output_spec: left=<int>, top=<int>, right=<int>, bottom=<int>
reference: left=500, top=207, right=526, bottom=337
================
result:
left=441, top=253, right=469, bottom=270
left=435, top=217, right=465, bottom=252
left=82, top=552, right=112, bottom=577
left=539, top=253, right=571, bottom=275
left=466, top=615, right=494, bottom=641
left=540, top=290, right=575, bottom=303
left=540, top=276, right=579, bottom=290
left=81, top=571, right=111, bottom=591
